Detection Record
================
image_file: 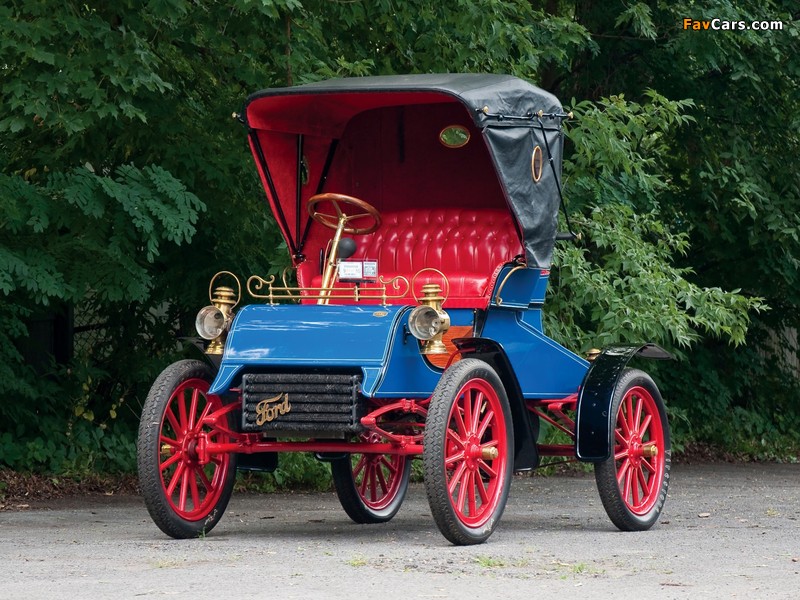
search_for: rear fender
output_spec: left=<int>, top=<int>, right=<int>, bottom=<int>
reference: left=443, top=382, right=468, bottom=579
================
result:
left=453, top=337, right=539, bottom=471
left=575, top=343, right=673, bottom=462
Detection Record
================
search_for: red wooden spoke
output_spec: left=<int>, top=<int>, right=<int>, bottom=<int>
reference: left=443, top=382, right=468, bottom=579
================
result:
left=368, top=466, right=378, bottom=502
left=189, top=470, right=201, bottom=510
left=456, top=470, right=469, bottom=515
left=467, top=471, right=478, bottom=516
left=476, top=407, right=494, bottom=440
left=378, top=455, right=397, bottom=476
left=160, top=434, right=180, bottom=449
left=166, top=462, right=185, bottom=497
left=165, top=406, right=180, bottom=435
left=160, top=451, right=182, bottom=472
left=157, top=378, right=234, bottom=521
left=617, top=457, right=631, bottom=487
left=614, top=427, right=627, bottom=448
left=477, top=458, right=497, bottom=479
left=177, top=389, right=188, bottom=431
left=449, top=461, right=468, bottom=496
left=475, top=474, right=489, bottom=504
left=348, top=441, right=407, bottom=511
left=453, top=407, right=468, bottom=439
left=188, top=388, right=199, bottom=430
left=612, top=385, right=666, bottom=516
left=634, top=394, right=644, bottom=432
left=353, top=455, right=368, bottom=480
left=442, top=377, right=509, bottom=529
left=178, top=467, right=191, bottom=512
left=196, top=466, right=213, bottom=493
left=621, top=395, right=633, bottom=437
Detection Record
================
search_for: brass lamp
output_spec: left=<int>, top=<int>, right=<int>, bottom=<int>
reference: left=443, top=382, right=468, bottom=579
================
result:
left=408, top=282, right=450, bottom=355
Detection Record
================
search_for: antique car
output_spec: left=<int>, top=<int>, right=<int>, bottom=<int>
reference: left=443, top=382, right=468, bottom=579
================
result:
left=137, top=73, right=672, bottom=545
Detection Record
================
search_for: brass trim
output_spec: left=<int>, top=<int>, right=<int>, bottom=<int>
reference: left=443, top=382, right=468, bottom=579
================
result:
left=641, top=444, right=659, bottom=458
left=247, top=274, right=410, bottom=306
left=208, top=271, right=241, bottom=308
left=411, top=268, right=450, bottom=304
left=493, top=264, right=526, bottom=306
left=204, top=272, right=241, bottom=355
left=411, top=271, right=451, bottom=356
left=531, top=145, right=543, bottom=183
left=255, top=393, right=292, bottom=425
left=481, top=446, right=499, bottom=460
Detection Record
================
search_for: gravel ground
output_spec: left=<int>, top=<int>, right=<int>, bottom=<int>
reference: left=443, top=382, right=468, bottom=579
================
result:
left=1, top=463, right=798, bottom=599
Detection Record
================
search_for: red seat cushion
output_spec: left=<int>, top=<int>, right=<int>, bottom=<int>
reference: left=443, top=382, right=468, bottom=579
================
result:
left=299, top=208, right=522, bottom=308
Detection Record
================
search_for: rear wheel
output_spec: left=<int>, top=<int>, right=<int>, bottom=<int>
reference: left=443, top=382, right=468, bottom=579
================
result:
left=138, top=360, right=238, bottom=538
left=595, top=368, right=671, bottom=531
left=332, top=434, right=410, bottom=523
left=423, top=359, right=513, bottom=545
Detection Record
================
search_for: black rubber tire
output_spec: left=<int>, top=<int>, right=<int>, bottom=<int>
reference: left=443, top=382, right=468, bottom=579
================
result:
left=331, top=453, right=411, bottom=523
left=137, top=359, right=238, bottom=539
left=423, top=358, right=514, bottom=545
left=594, top=368, right=671, bottom=531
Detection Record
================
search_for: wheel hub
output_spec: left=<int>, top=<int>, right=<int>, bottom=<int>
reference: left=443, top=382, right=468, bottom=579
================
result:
left=628, top=435, right=643, bottom=466
left=182, top=436, right=199, bottom=463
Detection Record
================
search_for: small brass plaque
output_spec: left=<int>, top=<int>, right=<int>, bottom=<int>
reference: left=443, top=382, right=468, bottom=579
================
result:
left=373, top=310, right=389, bottom=318
left=255, top=393, right=291, bottom=425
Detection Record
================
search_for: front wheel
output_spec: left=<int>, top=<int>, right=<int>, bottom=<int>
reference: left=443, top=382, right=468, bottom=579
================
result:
left=423, top=359, right=514, bottom=545
left=595, top=368, right=671, bottom=531
left=137, top=360, right=238, bottom=538
left=332, top=435, right=411, bottom=524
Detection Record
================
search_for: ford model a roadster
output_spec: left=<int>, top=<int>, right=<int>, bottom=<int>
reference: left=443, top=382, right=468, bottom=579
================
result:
left=137, top=74, right=672, bottom=545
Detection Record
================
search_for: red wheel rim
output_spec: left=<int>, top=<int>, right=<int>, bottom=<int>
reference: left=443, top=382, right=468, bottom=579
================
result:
left=443, top=378, right=508, bottom=528
left=352, top=440, right=406, bottom=511
left=158, top=378, right=233, bottom=521
left=612, top=386, right=665, bottom=516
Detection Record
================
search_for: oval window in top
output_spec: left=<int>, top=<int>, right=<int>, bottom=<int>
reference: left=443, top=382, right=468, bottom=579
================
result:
left=531, top=145, right=543, bottom=182
left=439, top=125, right=470, bottom=148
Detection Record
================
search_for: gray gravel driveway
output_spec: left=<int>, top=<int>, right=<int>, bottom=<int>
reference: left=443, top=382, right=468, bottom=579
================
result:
left=1, top=463, right=798, bottom=599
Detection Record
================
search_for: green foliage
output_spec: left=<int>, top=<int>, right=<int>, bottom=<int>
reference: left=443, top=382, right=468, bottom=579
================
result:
left=546, top=206, right=765, bottom=354
left=236, top=454, right=332, bottom=492
left=1, top=0, right=797, bottom=475
left=0, top=1, right=280, bottom=472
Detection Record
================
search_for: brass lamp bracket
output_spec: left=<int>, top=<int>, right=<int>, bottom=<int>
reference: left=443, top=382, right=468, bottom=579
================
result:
left=205, top=271, right=241, bottom=355
left=494, top=264, right=527, bottom=306
left=410, top=268, right=451, bottom=356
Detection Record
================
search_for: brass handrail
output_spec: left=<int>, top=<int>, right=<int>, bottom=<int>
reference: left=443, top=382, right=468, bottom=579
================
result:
left=493, top=264, right=526, bottom=306
left=247, top=274, right=410, bottom=306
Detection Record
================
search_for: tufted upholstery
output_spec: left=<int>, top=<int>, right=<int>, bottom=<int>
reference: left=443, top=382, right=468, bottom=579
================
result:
left=303, top=208, right=523, bottom=308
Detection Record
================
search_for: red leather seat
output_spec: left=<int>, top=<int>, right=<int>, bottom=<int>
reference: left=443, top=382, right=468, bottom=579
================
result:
left=302, top=208, right=523, bottom=308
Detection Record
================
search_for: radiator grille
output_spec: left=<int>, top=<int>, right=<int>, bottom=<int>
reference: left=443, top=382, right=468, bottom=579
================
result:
left=241, top=372, right=364, bottom=434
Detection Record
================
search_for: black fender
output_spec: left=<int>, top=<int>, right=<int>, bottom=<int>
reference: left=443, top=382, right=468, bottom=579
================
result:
left=180, top=336, right=223, bottom=371
left=575, top=343, right=673, bottom=462
left=452, top=337, right=539, bottom=471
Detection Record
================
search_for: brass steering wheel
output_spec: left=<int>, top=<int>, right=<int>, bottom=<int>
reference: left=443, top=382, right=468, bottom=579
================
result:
left=307, top=193, right=382, bottom=235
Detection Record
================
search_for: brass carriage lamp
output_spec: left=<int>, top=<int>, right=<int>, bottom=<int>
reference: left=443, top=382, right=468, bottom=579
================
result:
left=195, top=272, right=241, bottom=355
left=408, top=282, right=451, bottom=355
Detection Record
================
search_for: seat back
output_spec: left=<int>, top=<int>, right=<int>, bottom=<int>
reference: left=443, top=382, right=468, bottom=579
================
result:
left=298, top=208, right=523, bottom=307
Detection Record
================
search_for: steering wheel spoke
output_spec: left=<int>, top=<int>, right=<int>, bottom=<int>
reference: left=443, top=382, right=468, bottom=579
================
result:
left=307, top=193, right=381, bottom=235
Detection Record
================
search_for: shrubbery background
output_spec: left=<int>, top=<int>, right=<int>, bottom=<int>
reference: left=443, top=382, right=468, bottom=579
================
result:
left=1, top=1, right=797, bottom=476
